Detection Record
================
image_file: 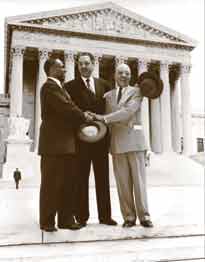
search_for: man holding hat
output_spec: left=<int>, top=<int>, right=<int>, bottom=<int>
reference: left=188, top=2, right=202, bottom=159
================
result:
left=92, top=63, right=153, bottom=228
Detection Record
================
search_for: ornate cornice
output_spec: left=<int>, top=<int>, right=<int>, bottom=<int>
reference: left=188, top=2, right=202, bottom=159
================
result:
left=9, top=23, right=194, bottom=52
left=5, top=2, right=197, bottom=47
left=18, top=7, right=193, bottom=47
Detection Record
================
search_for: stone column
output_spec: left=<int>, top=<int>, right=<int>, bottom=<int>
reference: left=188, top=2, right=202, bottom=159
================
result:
left=171, top=75, right=181, bottom=153
left=9, top=46, right=25, bottom=117
left=64, top=50, right=75, bottom=81
left=149, top=63, right=162, bottom=153
left=138, top=59, right=151, bottom=150
left=160, top=61, right=172, bottom=152
left=150, top=98, right=162, bottom=153
left=34, top=48, right=50, bottom=150
left=180, top=64, right=192, bottom=155
left=93, top=54, right=101, bottom=78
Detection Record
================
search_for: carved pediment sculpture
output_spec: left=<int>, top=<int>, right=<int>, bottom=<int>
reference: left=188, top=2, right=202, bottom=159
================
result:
left=6, top=2, right=197, bottom=47
left=22, top=9, right=181, bottom=43
left=7, top=2, right=196, bottom=46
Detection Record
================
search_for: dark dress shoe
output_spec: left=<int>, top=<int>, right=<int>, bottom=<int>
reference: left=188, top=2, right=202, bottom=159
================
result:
left=122, top=221, right=136, bottom=228
left=140, top=219, right=153, bottom=228
left=58, top=223, right=82, bottom=230
left=78, top=221, right=87, bottom=228
left=40, top=226, right=58, bottom=232
left=100, top=218, right=117, bottom=226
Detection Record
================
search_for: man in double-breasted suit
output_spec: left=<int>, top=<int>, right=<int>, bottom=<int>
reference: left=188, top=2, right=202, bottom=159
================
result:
left=93, top=63, right=153, bottom=228
left=64, top=52, right=116, bottom=227
left=38, top=57, right=90, bottom=232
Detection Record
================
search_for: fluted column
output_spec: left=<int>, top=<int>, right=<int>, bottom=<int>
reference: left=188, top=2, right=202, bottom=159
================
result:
left=160, top=61, right=172, bottom=152
left=150, top=98, right=162, bottom=153
left=64, top=50, right=75, bottom=81
left=180, top=64, right=192, bottom=155
left=9, top=46, right=25, bottom=117
left=138, top=59, right=151, bottom=150
left=34, top=48, right=50, bottom=150
left=171, top=75, right=181, bottom=153
left=149, top=64, right=162, bottom=153
left=93, top=54, right=101, bottom=78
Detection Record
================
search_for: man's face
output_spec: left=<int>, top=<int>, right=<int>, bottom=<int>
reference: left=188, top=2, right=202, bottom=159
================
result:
left=78, top=55, right=94, bottom=78
left=50, top=59, right=66, bottom=82
left=115, top=64, right=131, bottom=88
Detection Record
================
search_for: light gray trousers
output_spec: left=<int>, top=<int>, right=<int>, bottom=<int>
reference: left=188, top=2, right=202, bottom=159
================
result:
left=112, top=151, right=150, bottom=222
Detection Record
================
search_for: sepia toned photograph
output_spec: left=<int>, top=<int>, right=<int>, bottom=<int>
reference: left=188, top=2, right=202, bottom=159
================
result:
left=0, top=0, right=204, bottom=261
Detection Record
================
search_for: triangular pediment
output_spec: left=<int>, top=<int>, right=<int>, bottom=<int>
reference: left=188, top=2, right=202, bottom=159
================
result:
left=6, top=2, right=197, bottom=47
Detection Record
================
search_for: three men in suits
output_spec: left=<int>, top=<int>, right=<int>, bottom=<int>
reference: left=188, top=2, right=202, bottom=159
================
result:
left=38, top=57, right=91, bottom=232
left=92, top=63, right=153, bottom=228
left=64, top=52, right=117, bottom=227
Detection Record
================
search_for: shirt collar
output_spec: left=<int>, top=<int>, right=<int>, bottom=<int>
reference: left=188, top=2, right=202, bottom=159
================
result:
left=48, top=77, right=62, bottom=88
left=116, top=84, right=129, bottom=90
left=81, top=76, right=94, bottom=84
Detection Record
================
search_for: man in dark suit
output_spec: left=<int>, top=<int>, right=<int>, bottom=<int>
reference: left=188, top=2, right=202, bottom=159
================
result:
left=64, top=52, right=117, bottom=227
left=38, top=57, right=91, bottom=232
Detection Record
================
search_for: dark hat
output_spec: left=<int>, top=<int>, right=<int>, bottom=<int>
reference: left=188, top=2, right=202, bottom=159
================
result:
left=137, top=72, right=163, bottom=99
left=77, top=121, right=107, bottom=143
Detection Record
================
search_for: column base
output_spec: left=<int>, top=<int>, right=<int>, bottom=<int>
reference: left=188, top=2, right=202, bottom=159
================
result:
left=2, top=138, right=40, bottom=181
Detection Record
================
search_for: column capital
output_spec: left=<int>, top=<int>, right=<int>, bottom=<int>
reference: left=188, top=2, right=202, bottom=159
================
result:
left=38, top=48, right=51, bottom=60
left=93, top=53, right=102, bottom=63
left=180, top=64, right=191, bottom=74
left=160, top=60, right=170, bottom=70
left=138, top=58, right=150, bottom=66
left=64, top=50, right=76, bottom=62
left=11, top=46, right=25, bottom=57
left=115, top=56, right=128, bottom=65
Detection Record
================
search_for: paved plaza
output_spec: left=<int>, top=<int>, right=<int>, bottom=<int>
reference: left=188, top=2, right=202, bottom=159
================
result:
left=0, top=153, right=204, bottom=261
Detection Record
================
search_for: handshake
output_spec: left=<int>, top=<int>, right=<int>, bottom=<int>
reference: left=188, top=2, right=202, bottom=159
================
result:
left=84, top=111, right=105, bottom=122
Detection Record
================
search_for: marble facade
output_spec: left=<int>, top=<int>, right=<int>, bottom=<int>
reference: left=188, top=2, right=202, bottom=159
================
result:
left=3, top=2, right=197, bottom=176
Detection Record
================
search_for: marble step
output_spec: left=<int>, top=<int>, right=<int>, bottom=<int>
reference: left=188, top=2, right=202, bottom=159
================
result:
left=0, top=236, right=204, bottom=262
left=0, top=186, right=204, bottom=246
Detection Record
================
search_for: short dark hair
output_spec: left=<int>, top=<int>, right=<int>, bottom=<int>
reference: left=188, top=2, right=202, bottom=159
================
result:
left=44, top=57, right=58, bottom=76
left=76, top=52, right=95, bottom=64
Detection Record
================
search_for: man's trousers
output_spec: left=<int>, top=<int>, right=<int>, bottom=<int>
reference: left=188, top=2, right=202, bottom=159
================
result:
left=40, top=155, right=76, bottom=227
left=112, top=151, right=150, bottom=222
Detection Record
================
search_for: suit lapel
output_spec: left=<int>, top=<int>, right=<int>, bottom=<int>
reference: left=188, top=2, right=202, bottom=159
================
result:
left=48, top=79, right=71, bottom=100
left=119, top=87, right=134, bottom=105
left=94, top=78, right=101, bottom=98
left=110, top=89, right=118, bottom=110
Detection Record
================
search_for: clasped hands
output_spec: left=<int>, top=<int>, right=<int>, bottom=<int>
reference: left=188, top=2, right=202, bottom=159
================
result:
left=84, top=111, right=105, bottom=122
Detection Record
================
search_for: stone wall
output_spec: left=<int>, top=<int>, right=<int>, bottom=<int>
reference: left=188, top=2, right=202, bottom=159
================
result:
left=0, top=95, right=9, bottom=177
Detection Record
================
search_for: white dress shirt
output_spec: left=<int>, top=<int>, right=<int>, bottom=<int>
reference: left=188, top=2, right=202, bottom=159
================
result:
left=81, top=76, right=96, bottom=94
left=116, top=85, right=128, bottom=102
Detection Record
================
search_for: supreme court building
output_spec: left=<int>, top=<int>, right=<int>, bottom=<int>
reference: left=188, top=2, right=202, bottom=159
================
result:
left=2, top=2, right=197, bottom=177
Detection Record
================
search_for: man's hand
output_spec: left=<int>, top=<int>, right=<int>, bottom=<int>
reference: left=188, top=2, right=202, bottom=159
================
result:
left=84, top=111, right=94, bottom=122
left=89, top=113, right=105, bottom=122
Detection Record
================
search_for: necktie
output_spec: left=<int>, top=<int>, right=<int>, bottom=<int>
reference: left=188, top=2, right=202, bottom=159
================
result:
left=117, top=87, right=123, bottom=103
left=86, top=78, right=91, bottom=91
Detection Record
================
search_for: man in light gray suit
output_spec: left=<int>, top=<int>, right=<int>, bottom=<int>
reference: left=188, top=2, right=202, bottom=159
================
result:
left=92, top=63, right=153, bottom=228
